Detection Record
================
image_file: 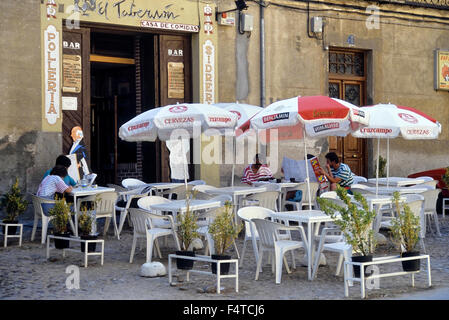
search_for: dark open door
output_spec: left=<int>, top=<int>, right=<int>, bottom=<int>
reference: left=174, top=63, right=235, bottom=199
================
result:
left=158, top=34, right=192, bottom=182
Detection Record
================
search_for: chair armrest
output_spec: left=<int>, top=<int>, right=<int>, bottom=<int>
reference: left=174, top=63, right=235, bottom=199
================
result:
left=275, top=225, right=309, bottom=252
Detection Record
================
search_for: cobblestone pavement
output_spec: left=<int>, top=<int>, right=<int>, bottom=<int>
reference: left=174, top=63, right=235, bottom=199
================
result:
left=1, top=216, right=448, bottom=300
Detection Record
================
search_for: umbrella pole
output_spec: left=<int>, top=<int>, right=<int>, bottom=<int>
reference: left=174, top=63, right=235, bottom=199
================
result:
left=376, top=137, right=380, bottom=197
left=303, top=125, right=312, bottom=210
left=181, top=139, right=188, bottom=190
left=386, top=137, right=390, bottom=188
left=232, top=136, right=236, bottom=187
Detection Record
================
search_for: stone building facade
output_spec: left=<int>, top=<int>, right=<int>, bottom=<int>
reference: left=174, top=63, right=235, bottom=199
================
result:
left=0, top=0, right=448, bottom=207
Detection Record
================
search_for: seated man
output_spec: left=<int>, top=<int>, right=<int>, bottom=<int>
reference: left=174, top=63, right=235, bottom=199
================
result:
left=241, top=154, right=273, bottom=186
left=317, top=152, right=354, bottom=192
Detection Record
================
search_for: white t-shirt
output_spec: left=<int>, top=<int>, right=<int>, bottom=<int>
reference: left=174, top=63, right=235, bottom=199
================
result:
left=166, top=139, right=190, bottom=180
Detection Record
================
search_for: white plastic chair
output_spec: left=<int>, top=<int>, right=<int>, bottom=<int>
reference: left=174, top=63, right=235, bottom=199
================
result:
left=416, top=176, right=435, bottom=182
left=422, top=189, right=441, bottom=236
left=252, top=218, right=308, bottom=284
left=30, top=194, right=57, bottom=244
left=114, top=188, right=151, bottom=237
left=128, top=208, right=180, bottom=263
left=77, top=192, right=119, bottom=239
left=312, top=227, right=352, bottom=279
left=121, top=178, right=147, bottom=189
left=242, top=185, right=281, bottom=212
left=137, top=196, right=173, bottom=228
left=420, top=180, right=438, bottom=188
left=319, top=191, right=338, bottom=199
left=353, top=176, right=368, bottom=184
left=283, top=182, right=320, bottom=211
left=161, top=184, right=194, bottom=200
left=192, top=184, right=218, bottom=192
left=188, top=180, right=206, bottom=186
left=350, top=183, right=376, bottom=195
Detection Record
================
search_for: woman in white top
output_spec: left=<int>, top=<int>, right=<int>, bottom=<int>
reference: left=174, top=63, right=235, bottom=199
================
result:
left=37, top=165, right=73, bottom=216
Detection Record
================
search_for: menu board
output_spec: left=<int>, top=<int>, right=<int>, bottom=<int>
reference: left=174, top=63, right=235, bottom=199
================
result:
left=167, top=62, right=185, bottom=99
left=63, top=54, right=82, bottom=93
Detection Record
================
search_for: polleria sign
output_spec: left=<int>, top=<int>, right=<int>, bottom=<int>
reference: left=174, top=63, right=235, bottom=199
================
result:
left=45, top=25, right=60, bottom=125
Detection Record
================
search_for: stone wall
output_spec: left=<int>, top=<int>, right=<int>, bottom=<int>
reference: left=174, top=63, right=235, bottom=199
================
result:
left=0, top=1, right=53, bottom=218
left=217, top=0, right=449, bottom=183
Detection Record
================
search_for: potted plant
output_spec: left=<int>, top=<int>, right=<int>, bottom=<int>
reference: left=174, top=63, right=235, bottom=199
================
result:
left=48, top=197, right=73, bottom=249
left=317, top=185, right=377, bottom=278
left=442, top=167, right=449, bottom=188
left=0, top=178, right=28, bottom=235
left=390, top=192, right=422, bottom=272
left=208, top=201, right=243, bottom=275
left=78, top=206, right=98, bottom=253
left=175, top=193, right=199, bottom=270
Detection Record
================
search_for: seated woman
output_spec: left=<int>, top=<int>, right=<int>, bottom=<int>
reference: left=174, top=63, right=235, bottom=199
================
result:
left=37, top=165, right=73, bottom=200
left=241, top=154, right=273, bottom=186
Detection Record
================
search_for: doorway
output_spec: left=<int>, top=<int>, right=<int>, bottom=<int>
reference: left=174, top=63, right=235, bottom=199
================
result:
left=328, top=49, right=367, bottom=176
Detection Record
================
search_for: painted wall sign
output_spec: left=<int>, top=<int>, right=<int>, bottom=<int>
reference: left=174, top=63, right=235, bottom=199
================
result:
left=203, top=5, right=213, bottom=35
left=140, top=20, right=199, bottom=32
left=63, top=41, right=81, bottom=49
left=72, top=0, right=180, bottom=20
left=168, top=49, right=183, bottom=56
left=44, top=25, right=60, bottom=125
left=435, top=50, right=449, bottom=91
left=62, top=96, right=78, bottom=110
left=63, top=54, right=82, bottom=93
left=167, top=62, right=185, bottom=99
left=203, top=40, right=215, bottom=104
left=46, top=0, right=57, bottom=19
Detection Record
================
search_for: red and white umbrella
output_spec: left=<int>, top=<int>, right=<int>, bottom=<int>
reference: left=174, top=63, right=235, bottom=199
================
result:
left=351, top=103, right=442, bottom=191
left=245, top=96, right=368, bottom=137
left=119, top=103, right=238, bottom=186
left=214, top=102, right=263, bottom=186
left=119, top=103, right=238, bottom=142
left=239, top=95, right=369, bottom=206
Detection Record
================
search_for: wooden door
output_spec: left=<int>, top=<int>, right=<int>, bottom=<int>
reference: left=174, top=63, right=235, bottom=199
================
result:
left=158, top=35, right=192, bottom=181
left=61, top=27, right=90, bottom=160
left=328, top=49, right=367, bottom=176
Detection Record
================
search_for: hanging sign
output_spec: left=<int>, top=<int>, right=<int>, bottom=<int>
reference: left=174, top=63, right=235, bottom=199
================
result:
left=45, top=25, right=60, bottom=125
left=435, top=50, right=449, bottom=91
left=203, top=40, right=215, bottom=104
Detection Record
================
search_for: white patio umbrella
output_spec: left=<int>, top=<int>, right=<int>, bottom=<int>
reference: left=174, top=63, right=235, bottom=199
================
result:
left=119, top=103, right=238, bottom=188
left=214, top=102, right=263, bottom=186
left=238, top=96, right=370, bottom=208
left=352, top=103, right=442, bottom=194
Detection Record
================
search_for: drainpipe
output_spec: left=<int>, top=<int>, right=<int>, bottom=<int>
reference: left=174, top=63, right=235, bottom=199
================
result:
left=260, top=2, right=265, bottom=108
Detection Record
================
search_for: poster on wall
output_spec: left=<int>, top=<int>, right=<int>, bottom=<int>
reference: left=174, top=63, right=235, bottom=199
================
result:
left=63, top=54, right=82, bottom=93
left=434, top=50, right=449, bottom=91
left=167, top=62, right=185, bottom=99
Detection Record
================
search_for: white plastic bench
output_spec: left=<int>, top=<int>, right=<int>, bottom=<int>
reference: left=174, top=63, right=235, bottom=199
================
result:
left=344, top=254, right=431, bottom=298
left=168, top=254, right=238, bottom=294
left=46, top=235, right=104, bottom=268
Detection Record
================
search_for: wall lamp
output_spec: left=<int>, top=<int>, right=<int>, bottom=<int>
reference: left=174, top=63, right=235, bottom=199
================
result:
left=216, top=0, right=248, bottom=21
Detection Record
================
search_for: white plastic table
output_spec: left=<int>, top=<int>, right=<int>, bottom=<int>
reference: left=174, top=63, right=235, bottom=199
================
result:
left=168, top=254, right=238, bottom=294
left=149, top=199, right=222, bottom=223
left=360, top=186, right=429, bottom=195
left=204, top=186, right=268, bottom=223
left=269, top=210, right=335, bottom=280
left=69, top=186, right=115, bottom=237
left=367, top=177, right=426, bottom=187
left=362, top=194, right=407, bottom=233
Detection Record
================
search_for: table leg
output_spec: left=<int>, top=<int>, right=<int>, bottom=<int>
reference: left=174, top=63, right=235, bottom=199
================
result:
left=19, top=225, right=23, bottom=247
left=361, top=268, right=366, bottom=299
left=74, top=195, right=78, bottom=237
left=168, top=256, right=172, bottom=284
left=427, top=257, right=432, bottom=287
left=46, top=236, right=50, bottom=259
left=3, top=226, right=7, bottom=248
left=84, top=245, right=88, bottom=268
left=217, top=263, right=221, bottom=294
left=308, top=222, right=312, bottom=280
left=235, top=261, right=239, bottom=293
left=101, top=242, right=104, bottom=265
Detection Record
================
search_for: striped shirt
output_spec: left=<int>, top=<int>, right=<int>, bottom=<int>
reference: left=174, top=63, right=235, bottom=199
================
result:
left=241, top=164, right=273, bottom=185
left=331, top=163, right=354, bottom=187
left=37, top=175, right=70, bottom=199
